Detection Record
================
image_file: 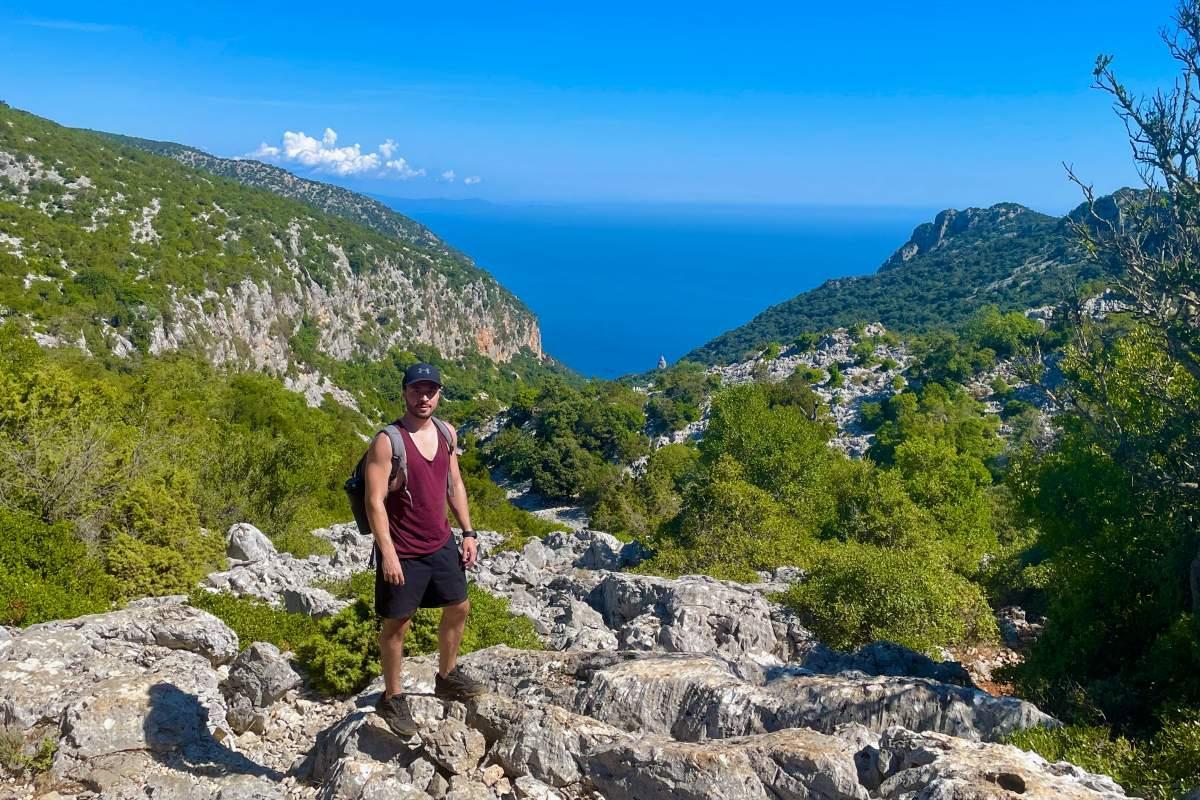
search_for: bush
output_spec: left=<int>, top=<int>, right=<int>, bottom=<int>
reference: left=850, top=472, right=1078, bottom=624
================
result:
left=792, top=332, right=821, bottom=352
left=272, top=529, right=336, bottom=559
left=1006, top=713, right=1200, bottom=800
left=0, top=728, right=56, bottom=778
left=777, top=542, right=997, bottom=655
left=187, top=590, right=320, bottom=653
left=1005, top=726, right=1140, bottom=790
left=458, top=447, right=564, bottom=549
left=297, top=597, right=379, bottom=695
left=0, top=508, right=116, bottom=626
left=104, top=533, right=195, bottom=599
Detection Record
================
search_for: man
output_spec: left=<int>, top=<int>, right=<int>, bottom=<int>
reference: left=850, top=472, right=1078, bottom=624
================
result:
left=364, top=362, right=485, bottom=737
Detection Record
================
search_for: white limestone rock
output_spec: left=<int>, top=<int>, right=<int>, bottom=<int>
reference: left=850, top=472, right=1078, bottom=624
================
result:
left=226, top=522, right=276, bottom=562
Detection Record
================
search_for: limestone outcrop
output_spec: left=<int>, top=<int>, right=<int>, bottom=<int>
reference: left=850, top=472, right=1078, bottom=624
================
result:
left=0, top=525, right=1134, bottom=799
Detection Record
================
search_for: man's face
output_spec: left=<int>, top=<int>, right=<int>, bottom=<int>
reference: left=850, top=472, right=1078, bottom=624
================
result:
left=404, top=380, right=441, bottom=418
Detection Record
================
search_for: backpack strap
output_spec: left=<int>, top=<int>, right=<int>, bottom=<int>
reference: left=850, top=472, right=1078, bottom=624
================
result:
left=431, top=417, right=456, bottom=497
left=381, top=423, right=409, bottom=497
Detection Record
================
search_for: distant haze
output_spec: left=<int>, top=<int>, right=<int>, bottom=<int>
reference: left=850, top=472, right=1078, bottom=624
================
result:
left=387, top=199, right=930, bottom=377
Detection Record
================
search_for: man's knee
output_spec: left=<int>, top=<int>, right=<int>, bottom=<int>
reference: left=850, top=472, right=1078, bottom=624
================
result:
left=442, top=598, right=470, bottom=623
left=380, top=616, right=412, bottom=642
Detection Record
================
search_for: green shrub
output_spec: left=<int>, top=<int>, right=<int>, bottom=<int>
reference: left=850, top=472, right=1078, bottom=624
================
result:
left=458, top=447, right=564, bottom=549
left=777, top=542, right=997, bottom=655
left=297, top=597, right=379, bottom=695
left=315, top=570, right=375, bottom=599
left=104, top=533, right=195, bottom=599
left=0, top=508, right=116, bottom=626
left=1006, top=714, right=1200, bottom=800
left=187, top=590, right=319, bottom=652
left=792, top=332, right=821, bottom=352
left=0, top=728, right=56, bottom=778
left=1002, top=398, right=1033, bottom=419
left=642, top=457, right=813, bottom=582
left=1005, top=726, right=1140, bottom=789
left=762, top=342, right=783, bottom=360
left=0, top=727, right=24, bottom=775
left=272, top=529, right=336, bottom=559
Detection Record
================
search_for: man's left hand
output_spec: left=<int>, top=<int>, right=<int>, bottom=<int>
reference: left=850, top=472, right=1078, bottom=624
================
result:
left=462, top=536, right=479, bottom=569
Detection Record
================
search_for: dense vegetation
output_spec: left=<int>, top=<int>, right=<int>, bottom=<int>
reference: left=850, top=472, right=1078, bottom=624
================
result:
left=0, top=325, right=555, bottom=626
left=687, top=202, right=1115, bottom=365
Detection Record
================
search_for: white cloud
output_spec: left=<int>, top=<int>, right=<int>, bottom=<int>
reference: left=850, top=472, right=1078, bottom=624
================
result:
left=276, top=128, right=380, bottom=176
left=463, top=175, right=482, bottom=185
left=385, top=158, right=425, bottom=179
left=439, top=170, right=456, bottom=183
left=247, top=128, right=426, bottom=179
left=251, top=142, right=281, bottom=158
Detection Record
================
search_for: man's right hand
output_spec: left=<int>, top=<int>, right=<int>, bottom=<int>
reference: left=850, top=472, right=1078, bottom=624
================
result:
left=382, top=556, right=405, bottom=585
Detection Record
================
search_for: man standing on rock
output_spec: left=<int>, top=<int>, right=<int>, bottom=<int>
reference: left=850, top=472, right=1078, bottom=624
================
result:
left=364, top=362, right=485, bottom=736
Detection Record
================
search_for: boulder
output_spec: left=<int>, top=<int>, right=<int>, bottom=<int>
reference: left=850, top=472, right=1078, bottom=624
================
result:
left=226, top=522, right=276, bottom=562
left=591, top=572, right=782, bottom=663
left=586, top=728, right=869, bottom=800
left=461, top=647, right=1052, bottom=744
left=0, top=598, right=237, bottom=731
left=224, top=642, right=301, bottom=708
left=282, top=586, right=348, bottom=618
left=875, top=726, right=1130, bottom=799
left=467, top=694, right=628, bottom=787
left=221, top=642, right=302, bottom=733
left=420, top=716, right=486, bottom=776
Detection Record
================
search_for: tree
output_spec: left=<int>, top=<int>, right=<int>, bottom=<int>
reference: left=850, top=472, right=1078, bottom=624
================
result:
left=1071, top=2, right=1200, bottom=395
left=1009, top=2, right=1200, bottom=732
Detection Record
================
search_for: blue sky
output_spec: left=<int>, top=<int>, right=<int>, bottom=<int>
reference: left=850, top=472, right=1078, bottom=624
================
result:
left=0, top=0, right=1183, bottom=212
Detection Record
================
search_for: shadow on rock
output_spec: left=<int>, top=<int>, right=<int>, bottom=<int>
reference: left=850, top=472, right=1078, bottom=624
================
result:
left=145, top=682, right=284, bottom=781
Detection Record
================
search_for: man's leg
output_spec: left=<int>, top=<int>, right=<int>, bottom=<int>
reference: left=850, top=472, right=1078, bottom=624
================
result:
left=380, top=615, right=413, bottom=698
left=437, top=598, right=470, bottom=677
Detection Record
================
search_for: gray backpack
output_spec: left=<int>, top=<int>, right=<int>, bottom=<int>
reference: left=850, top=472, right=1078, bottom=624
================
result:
left=344, top=417, right=454, bottom=540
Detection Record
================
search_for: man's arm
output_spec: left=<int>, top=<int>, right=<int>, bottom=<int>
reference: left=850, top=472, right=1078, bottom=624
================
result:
left=445, top=426, right=478, bottom=568
left=364, top=433, right=404, bottom=584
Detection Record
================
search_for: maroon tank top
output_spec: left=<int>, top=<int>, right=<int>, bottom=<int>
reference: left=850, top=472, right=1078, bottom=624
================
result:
left=384, top=427, right=452, bottom=558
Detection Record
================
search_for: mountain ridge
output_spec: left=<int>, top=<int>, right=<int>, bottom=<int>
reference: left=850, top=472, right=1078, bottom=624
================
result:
left=0, top=103, right=543, bottom=388
left=685, top=199, right=1113, bottom=364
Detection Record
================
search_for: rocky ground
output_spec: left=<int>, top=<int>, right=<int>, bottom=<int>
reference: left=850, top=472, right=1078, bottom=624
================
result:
left=0, top=523, right=1131, bottom=799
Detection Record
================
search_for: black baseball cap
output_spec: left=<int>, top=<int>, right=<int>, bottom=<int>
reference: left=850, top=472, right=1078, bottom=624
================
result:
left=403, top=362, right=442, bottom=387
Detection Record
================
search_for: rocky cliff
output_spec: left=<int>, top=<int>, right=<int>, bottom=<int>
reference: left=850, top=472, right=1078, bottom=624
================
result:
left=0, top=523, right=1134, bottom=799
left=0, top=103, right=542, bottom=388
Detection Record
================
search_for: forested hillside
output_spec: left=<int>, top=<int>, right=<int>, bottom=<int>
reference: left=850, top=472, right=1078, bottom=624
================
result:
left=103, top=133, right=448, bottom=253
left=0, top=103, right=542, bottom=384
left=689, top=201, right=1115, bottom=364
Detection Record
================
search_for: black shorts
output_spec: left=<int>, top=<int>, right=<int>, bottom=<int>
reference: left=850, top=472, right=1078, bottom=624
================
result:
left=375, top=536, right=467, bottom=619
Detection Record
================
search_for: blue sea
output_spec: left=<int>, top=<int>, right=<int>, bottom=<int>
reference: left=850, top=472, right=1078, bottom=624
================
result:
left=384, top=199, right=932, bottom=378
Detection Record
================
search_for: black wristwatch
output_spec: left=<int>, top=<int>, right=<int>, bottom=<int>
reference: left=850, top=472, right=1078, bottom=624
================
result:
left=461, top=530, right=478, bottom=539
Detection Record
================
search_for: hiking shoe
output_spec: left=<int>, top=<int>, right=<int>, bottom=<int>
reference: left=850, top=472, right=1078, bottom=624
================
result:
left=374, top=693, right=418, bottom=737
left=435, top=666, right=486, bottom=701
